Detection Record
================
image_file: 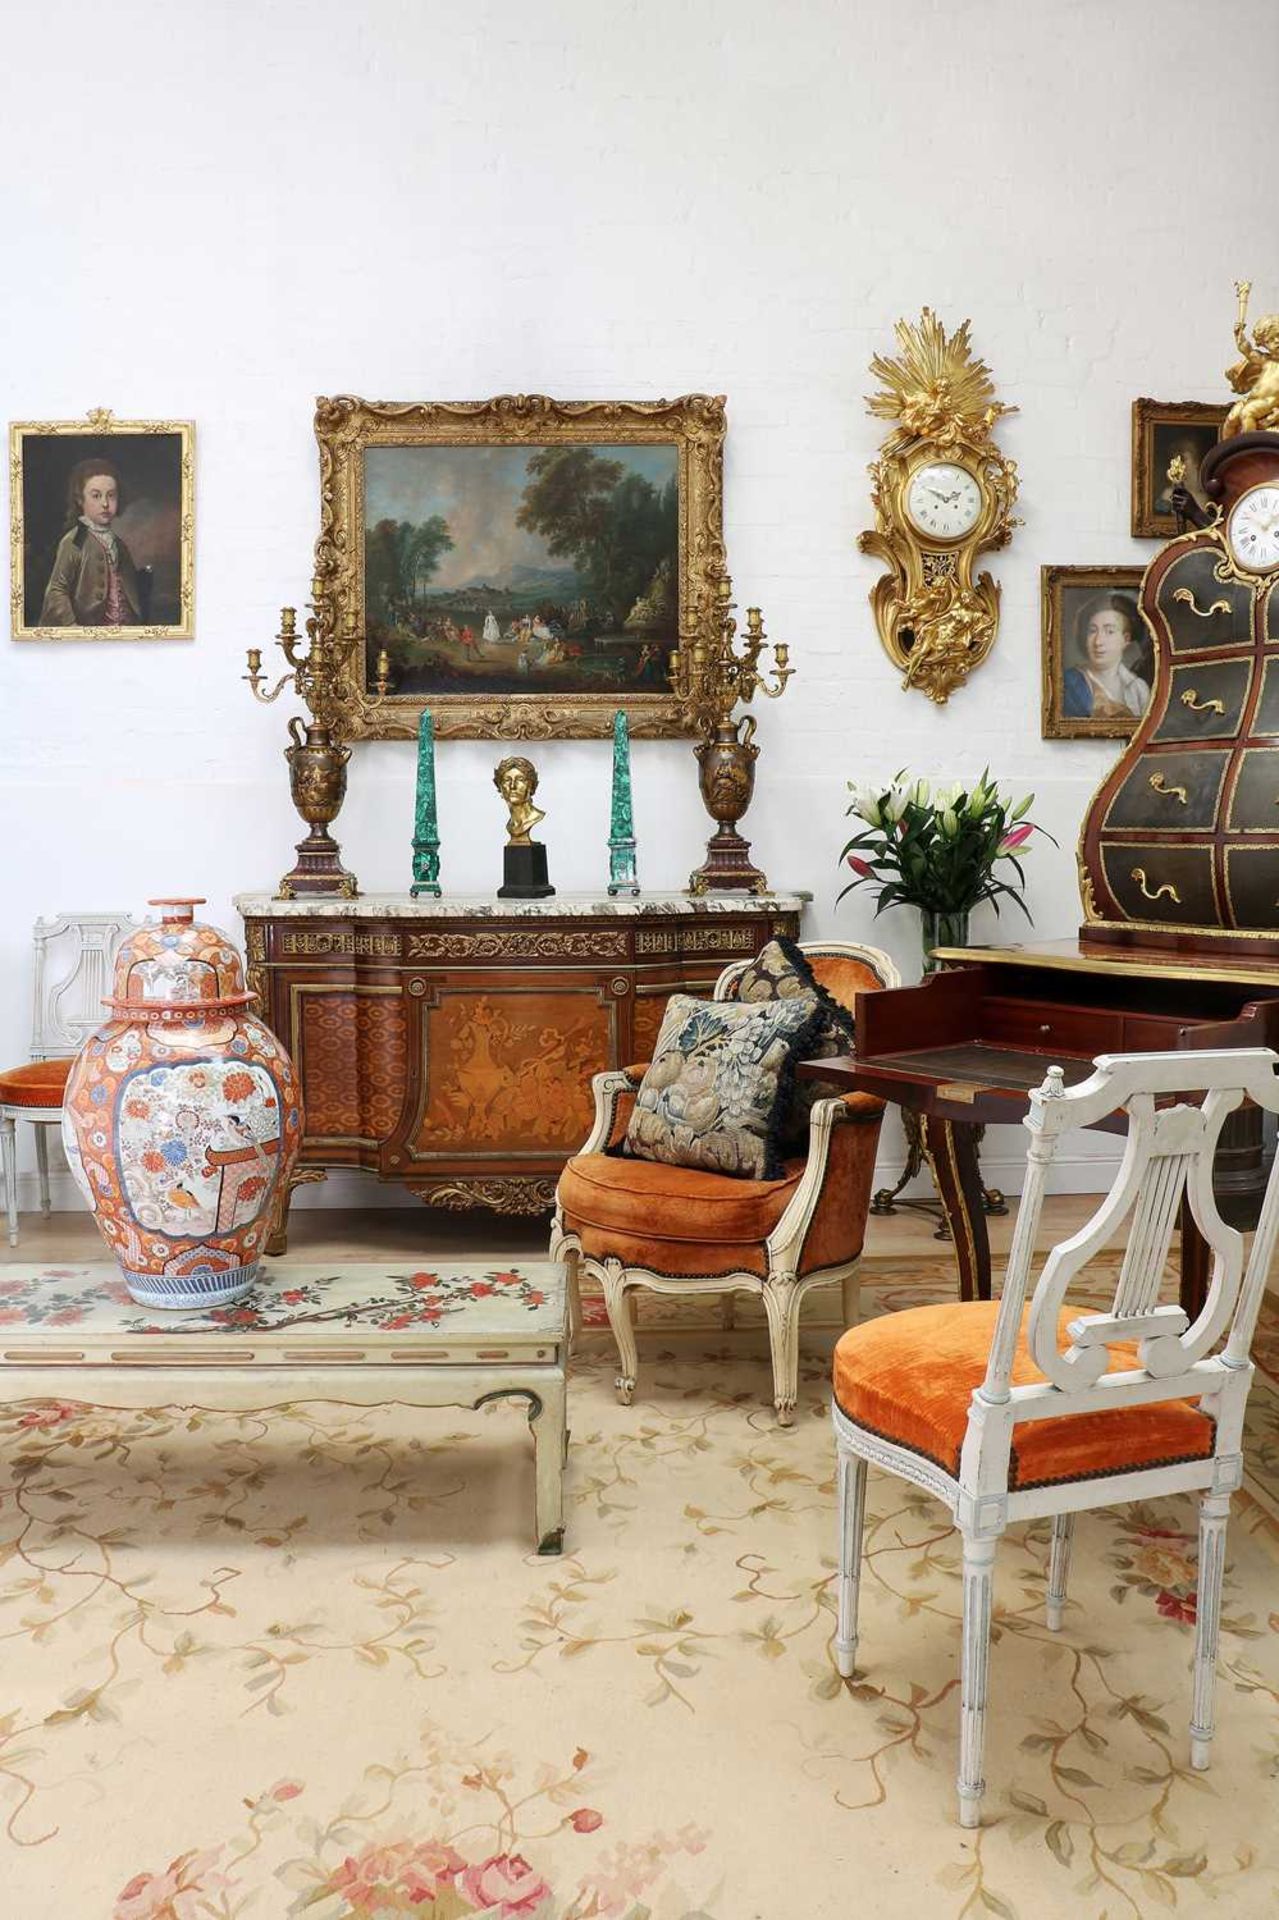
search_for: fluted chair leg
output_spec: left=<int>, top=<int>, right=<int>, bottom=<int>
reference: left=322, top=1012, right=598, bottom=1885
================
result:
left=840, top=1262, right=861, bottom=1331
left=1, top=1117, right=17, bottom=1247
left=762, top=1272, right=802, bottom=1427
left=560, top=1249, right=582, bottom=1354
left=1046, top=1513, right=1074, bottom=1631
left=834, top=1448, right=867, bottom=1678
left=34, top=1124, right=52, bottom=1217
left=958, top=1533, right=998, bottom=1829
left=601, top=1259, right=639, bottom=1406
left=1190, top=1490, right=1231, bottom=1769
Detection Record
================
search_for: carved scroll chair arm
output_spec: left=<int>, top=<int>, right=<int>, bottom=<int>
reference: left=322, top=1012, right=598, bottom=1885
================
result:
left=769, top=1091, right=886, bottom=1279
left=578, top=1064, right=648, bottom=1156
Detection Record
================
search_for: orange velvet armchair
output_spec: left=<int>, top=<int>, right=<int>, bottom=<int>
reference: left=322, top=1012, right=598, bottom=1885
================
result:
left=550, top=940, right=900, bottom=1424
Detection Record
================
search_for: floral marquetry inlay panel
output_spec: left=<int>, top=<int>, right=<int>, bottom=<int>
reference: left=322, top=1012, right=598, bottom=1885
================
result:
left=417, top=992, right=608, bottom=1152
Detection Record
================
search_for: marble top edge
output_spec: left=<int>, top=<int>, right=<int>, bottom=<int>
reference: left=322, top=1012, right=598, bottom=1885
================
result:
left=233, top=890, right=811, bottom=919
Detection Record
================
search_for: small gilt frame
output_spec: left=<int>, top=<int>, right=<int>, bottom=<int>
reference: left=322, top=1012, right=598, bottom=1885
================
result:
left=1041, top=564, right=1148, bottom=740
left=1130, top=399, right=1227, bottom=540
left=10, top=408, right=195, bottom=641
left=313, top=393, right=727, bottom=740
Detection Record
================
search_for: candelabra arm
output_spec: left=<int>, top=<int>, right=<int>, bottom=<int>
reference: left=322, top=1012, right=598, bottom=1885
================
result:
left=245, top=670, right=297, bottom=705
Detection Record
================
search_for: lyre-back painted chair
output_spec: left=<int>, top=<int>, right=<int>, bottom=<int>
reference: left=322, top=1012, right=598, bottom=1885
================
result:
left=552, top=940, right=900, bottom=1425
left=831, top=1048, right=1279, bottom=1828
left=0, top=912, right=144, bottom=1244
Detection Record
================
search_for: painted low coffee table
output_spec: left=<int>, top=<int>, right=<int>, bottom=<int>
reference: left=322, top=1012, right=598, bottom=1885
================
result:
left=0, top=1261, right=568, bottom=1553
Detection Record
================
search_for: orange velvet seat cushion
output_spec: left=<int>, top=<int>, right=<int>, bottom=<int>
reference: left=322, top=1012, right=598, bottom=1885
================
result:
left=0, top=1058, right=73, bottom=1110
left=559, top=1150, right=804, bottom=1246
left=833, top=1301, right=1215, bottom=1492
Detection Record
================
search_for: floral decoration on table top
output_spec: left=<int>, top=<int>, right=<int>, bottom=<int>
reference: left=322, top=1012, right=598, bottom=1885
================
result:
left=0, top=1265, right=559, bottom=1336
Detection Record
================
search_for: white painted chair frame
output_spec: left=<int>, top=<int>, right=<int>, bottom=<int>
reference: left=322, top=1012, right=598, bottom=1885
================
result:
left=0, top=913, right=144, bottom=1245
left=551, top=940, right=900, bottom=1425
left=832, top=1047, right=1279, bottom=1828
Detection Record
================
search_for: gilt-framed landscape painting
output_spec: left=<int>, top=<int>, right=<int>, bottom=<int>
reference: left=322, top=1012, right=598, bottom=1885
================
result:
left=314, top=394, right=727, bottom=739
left=1041, top=564, right=1149, bottom=740
left=1130, top=398, right=1228, bottom=540
left=10, top=409, right=194, bottom=640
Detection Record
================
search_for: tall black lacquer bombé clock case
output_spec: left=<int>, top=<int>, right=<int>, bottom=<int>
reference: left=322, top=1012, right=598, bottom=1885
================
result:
left=1079, top=432, right=1279, bottom=954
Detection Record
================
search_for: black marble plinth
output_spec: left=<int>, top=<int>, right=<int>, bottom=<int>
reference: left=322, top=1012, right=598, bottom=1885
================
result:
left=498, top=843, right=555, bottom=899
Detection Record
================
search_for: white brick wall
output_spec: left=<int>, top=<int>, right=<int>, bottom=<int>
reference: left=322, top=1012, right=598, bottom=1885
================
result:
left=2, top=0, right=1275, bottom=1205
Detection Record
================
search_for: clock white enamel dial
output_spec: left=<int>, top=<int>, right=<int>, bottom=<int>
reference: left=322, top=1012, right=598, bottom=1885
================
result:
left=1227, top=483, right=1279, bottom=574
left=904, top=460, right=984, bottom=541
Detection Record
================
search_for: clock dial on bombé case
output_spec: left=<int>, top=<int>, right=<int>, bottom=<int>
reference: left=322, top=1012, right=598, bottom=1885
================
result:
left=1227, top=483, right=1279, bottom=574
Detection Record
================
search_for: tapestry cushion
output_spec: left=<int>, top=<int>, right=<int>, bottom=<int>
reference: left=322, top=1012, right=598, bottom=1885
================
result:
left=620, top=993, right=822, bottom=1181
left=732, top=938, right=857, bottom=1145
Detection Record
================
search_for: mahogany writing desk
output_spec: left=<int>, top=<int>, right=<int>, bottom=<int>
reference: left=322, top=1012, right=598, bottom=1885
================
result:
left=803, top=939, right=1279, bottom=1315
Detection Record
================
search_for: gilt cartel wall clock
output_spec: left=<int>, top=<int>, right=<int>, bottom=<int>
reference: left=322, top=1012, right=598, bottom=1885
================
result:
left=860, top=309, right=1019, bottom=705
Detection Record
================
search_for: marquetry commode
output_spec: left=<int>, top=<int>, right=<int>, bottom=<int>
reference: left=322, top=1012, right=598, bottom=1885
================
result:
left=234, top=892, right=807, bottom=1227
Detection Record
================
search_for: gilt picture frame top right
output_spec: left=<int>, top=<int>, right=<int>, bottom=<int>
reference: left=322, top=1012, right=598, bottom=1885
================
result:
left=1130, top=398, right=1228, bottom=540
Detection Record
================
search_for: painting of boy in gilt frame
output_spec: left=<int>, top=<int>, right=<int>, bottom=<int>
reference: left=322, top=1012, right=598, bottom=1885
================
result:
left=1041, top=565, right=1150, bottom=741
left=314, top=394, right=726, bottom=740
left=10, top=411, right=195, bottom=640
left=1130, top=399, right=1227, bottom=541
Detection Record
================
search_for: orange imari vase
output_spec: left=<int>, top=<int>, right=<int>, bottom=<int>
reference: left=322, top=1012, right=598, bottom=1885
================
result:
left=61, top=899, right=302, bottom=1308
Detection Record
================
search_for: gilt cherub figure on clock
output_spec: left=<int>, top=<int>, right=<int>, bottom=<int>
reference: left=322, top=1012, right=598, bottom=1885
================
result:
left=860, top=308, right=1019, bottom=705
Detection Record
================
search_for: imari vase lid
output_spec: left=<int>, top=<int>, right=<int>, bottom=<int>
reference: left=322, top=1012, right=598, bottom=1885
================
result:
left=109, top=898, right=253, bottom=1013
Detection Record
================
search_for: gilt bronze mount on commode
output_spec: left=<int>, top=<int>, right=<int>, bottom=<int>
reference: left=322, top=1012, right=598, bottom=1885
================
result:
left=669, top=571, right=793, bottom=894
left=244, top=540, right=389, bottom=899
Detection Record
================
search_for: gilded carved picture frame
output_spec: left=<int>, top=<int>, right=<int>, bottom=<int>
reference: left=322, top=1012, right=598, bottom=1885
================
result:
left=1130, top=398, right=1227, bottom=541
left=10, top=409, right=195, bottom=641
left=313, top=393, right=727, bottom=740
left=1041, top=564, right=1148, bottom=741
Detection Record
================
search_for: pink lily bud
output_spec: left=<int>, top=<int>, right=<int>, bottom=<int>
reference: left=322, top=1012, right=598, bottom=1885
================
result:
left=998, top=823, right=1034, bottom=853
left=847, top=854, right=872, bottom=877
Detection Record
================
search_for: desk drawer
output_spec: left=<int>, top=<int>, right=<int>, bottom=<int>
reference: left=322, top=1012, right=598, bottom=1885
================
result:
left=1101, top=843, right=1220, bottom=925
left=983, top=997, right=1122, bottom=1056
left=1119, top=1012, right=1190, bottom=1050
left=1155, top=548, right=1253, bottom=652
left=1152, top=661, right=1252, bottom=743
left=1105, top=751, right=1226, bottom=831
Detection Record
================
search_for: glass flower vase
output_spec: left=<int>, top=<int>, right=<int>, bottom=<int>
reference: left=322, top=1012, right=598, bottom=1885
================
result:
left=920, top=907, right=970, bottom=976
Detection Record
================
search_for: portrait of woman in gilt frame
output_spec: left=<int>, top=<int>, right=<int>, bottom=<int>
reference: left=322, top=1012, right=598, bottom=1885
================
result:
left=312, top=393, right=726, bottom=740
left=10, top=410, right=195, bottom=641
left=1041, top=564, right=1150, bottom=740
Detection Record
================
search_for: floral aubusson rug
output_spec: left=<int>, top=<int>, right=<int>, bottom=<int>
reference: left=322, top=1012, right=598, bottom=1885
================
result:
left=1, top=1254, right=1276, bottom=1918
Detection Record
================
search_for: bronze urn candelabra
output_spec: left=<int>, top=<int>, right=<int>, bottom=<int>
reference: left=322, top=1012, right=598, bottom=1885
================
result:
left=669, top=572, right=793, bottom=894
left=244, top=550, right=388, bottom=899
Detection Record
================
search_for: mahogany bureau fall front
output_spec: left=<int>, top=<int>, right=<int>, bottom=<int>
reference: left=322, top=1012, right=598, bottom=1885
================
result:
left=234, top=892, right=807, bottom=1237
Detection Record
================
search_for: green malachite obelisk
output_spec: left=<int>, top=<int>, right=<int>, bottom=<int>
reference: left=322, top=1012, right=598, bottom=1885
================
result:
left=607, top=709, right=640, bottom=896
left=410, top=709, right=442, bottom=897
